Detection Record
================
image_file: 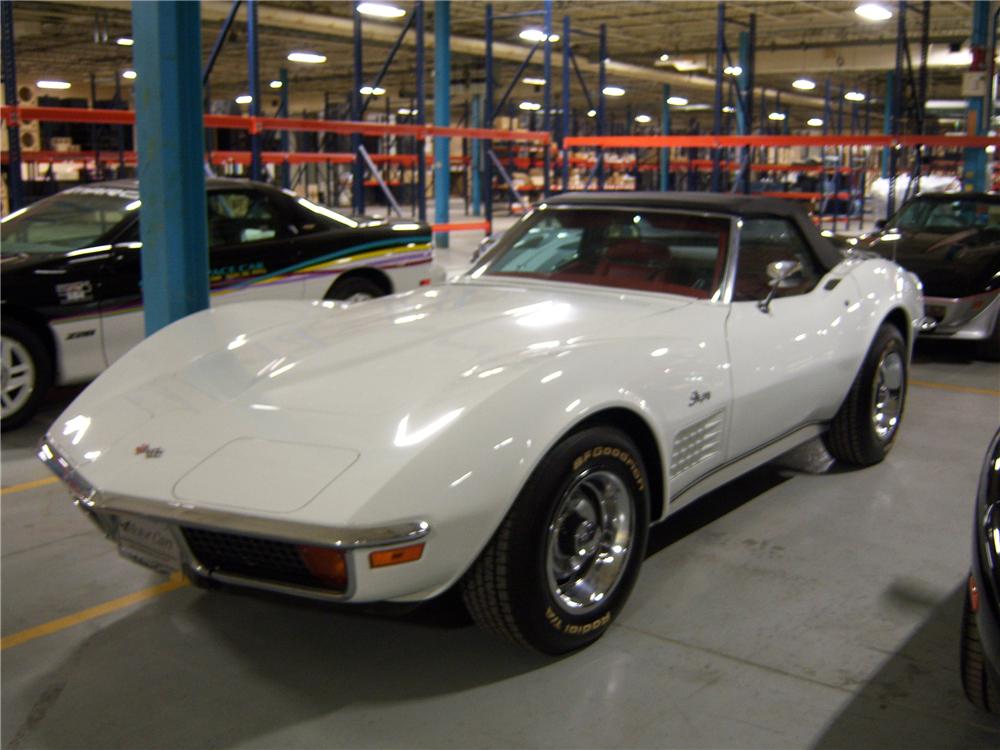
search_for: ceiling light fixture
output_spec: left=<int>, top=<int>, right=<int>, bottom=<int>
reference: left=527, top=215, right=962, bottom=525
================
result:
left=116, top=37, right=134, bottom=46
left=522, top=77, right=546, bottom=86
left=360, top=86, right=386, bottom=95
left=672, top=60, right=703, bottom=72
left=357, top=2, right=406, bottom=19
left=519, top=101, right=542, bottom=111
left=603, top=85, right=625, bottom=97
left=398, top=107, right=418, bottom=116
left=121, top=70, right=137, bottom=80
left=659, top=53, right=670, bottom=62
left=844, top=91, right=866, bottom=102
left=634, top=114, right=652, bottom=124
left=926, top=99, right=967, bottom=110
left=586, top=109, right=597, bottom=118
left=807, top=117, right=824, bottom=127
left=287, top=51, right=327, bottom=64
left=36, top=80, right=71, bottom=90
left=269, top=80, right=283, bottom=89
left=235, top=95, right=253, bottom=104
left=855, top=3, right=893, bottom=22
left=792, top=78, right=816, bottom=90
left=768, top=111, right=786, bottom=121
left=722, top=105, right=735, bottom=113
left=724, top=65, right=742, bottom=76
left=519, top=29, right=560, bottom=43
left=666, top=96, right=688, bottom=106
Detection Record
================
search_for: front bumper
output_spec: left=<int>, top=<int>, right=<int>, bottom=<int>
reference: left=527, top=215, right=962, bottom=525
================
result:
left=38, top=440, right=430, bottom=603
left=921, top=290, right=1000, bottom=341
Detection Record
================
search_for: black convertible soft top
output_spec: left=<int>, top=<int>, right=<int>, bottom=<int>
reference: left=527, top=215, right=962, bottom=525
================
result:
left=547, top=191, right=844, bottom=271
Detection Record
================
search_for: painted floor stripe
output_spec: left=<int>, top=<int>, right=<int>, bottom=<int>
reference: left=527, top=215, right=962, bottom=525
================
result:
left=1, top=573, right=189, bottom=651
left=910, top=379, right=1000, bottom=397
left=1, top=476, right=60, bottom=495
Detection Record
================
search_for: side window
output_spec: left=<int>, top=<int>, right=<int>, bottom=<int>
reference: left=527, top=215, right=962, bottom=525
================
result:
left=733, top=217, right=823, bottom=302
left=207, top=191, right=288, bottom=248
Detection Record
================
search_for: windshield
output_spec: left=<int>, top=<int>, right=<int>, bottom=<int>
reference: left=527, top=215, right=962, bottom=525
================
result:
left=1, top=186, right=138, bottom=254
left=893, top=196, right=1000, bottom=233
left=471, top=207, right=730, bottom=299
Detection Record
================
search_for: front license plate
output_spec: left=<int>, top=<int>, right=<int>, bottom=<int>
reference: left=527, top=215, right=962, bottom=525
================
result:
left=116, top=515, right=181, bottom=574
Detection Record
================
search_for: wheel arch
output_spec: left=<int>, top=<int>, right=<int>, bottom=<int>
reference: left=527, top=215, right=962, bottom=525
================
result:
left=567, top=407, right=667, bottom=524
left=883, top=306, right=912, bottom=352
left=0, top=303, right=59, bottom=380
left=325, top=267, right=393, bottom=298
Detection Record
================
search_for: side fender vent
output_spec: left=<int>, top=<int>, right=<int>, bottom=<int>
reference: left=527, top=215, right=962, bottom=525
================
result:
left=669, top=410, right=725, bottom=478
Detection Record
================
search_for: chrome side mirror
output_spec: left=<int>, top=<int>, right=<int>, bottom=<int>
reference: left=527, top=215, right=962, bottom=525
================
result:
left=758, top=260, right=803, bottom=313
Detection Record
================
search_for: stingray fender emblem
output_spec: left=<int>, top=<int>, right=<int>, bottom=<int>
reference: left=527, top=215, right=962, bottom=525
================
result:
left=689, top=390, right=711, bottom=407
left=134, top=444, right=163, bottom=459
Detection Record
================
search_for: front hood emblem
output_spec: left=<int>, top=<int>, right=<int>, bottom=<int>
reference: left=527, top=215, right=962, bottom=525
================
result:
left=135, top=443, right=163, bottom=459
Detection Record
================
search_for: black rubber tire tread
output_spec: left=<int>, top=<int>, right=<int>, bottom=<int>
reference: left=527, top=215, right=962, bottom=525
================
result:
left=326, top=275, right=387, bottom=301
left=461, top=426, right=649, bottom=654
left=960, top=585, right=1000, bottom=714
left=1, top=318, right=53, bottom=432
left=824, top=323, right=906, bottom=467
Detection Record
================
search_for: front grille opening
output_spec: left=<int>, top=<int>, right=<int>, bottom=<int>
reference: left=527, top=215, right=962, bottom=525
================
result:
left=181, top=527, right=347, bottom=593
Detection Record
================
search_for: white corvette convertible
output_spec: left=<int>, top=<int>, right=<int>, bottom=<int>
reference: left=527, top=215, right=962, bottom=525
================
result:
left=40, top=193, right=923, bottom=653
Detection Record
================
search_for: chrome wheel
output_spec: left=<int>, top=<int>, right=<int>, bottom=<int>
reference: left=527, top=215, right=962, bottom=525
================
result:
left=545, top=469, right=635, bottom=614
left=343, top=292, right=375, bottom=304
left=871, top=349, right=904, bottom=442
left=1, top=334, right=36, bottom=420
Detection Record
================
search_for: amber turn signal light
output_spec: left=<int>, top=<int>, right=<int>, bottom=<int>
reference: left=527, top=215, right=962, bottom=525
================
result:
left=369, top=543, right=425, bottom=568
left=297, top=545, right=348, bottom=590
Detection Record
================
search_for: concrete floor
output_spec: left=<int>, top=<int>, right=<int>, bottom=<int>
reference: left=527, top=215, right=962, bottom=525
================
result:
left=3, top=211, right=1000, bottom=748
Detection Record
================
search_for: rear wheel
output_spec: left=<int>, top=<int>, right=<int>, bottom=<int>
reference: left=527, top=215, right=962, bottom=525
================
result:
left=326, top=275, right=386, bottom=304
left=1, top=320, right=52, bottom=431
left=824, top=323, right=906, bottom=466
left=462, top=426, right=650, bottom=654
left=960, top=580, right=1000, bottom=713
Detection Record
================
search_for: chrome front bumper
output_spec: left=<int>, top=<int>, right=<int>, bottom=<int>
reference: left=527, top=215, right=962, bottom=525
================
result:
left=38, top=440, right=431, bottom=602
left=920, top=290, right=1000, bottom=341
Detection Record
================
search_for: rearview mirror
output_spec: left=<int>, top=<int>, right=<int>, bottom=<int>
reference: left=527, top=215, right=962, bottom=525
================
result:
left=759, top=260, right=803, bottom=313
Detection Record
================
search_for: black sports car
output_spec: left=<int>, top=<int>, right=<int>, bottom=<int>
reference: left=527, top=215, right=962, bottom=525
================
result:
left=962, top=427, right=1000, bottom=713
left=858, top=193, right=1000, bottom=360
left=0, top=179, right=437, bottom=429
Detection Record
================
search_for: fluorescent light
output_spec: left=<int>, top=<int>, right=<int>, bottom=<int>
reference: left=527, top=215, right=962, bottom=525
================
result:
left=522, top=77, right=546, bottom=86
left=37, top=80, right=71, bottom=90
left=666, top=96, right=688, bottom=106
left=680, top=103, right=711, bottom=111
left=360, top=86, right=386, bottom=95
left=519, top=29, right=560, bottom=43
left=855, top=3, right=892, bottom=21
left=287, top=51, right=327, bottom=64
left=672, top=59, right=703, bottom=72
left=116, top=37, right=133, bottom=46
left=768, top=111, right=786, bottom=121
left=793, top=78, right=816, bottom=91
left=603, top=86, right=625, bottom=97
left=724, top=65, right=742, bottom=76
left=121, top=70, right=136, bottom=80
left=659, top=53, right=670, bottom=62
left=926, top=99, right=967, bottom=110
left=125, top=200, right=141, bottom=211
left=807, top=117, right=824, bottom=127
left=635, top=114, right=652, bottom=124
left=519, top=101, right=541, bottom=111
left=722, top=105, right=735, bottom=113
left=398, top=107, right=417, bottom=116
left=586, top=109, right=597, bottom=118
left=357, top=2, right=406, bottom=18
left=844, top=91, right=866, bottom=102
left=235, top=94, right=253, bottom=104
left=269, top=80, right=283, bottom=89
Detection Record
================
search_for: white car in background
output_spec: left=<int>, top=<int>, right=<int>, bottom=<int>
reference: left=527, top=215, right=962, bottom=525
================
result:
left=40, top=192, right=923, bottom=654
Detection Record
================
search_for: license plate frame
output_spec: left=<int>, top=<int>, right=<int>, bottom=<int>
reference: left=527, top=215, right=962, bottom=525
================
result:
left=115, top=514, right=182, bottom=574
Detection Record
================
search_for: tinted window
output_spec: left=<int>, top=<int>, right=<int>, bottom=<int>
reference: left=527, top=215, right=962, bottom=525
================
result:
left=733, top=217, right=822, bottom=302
left=207, top=191, right=288, bottom=248
left=477, top=208, right=729, bottom=299
left=895, top=197, right=1000, bottom=232
left=1, top=188, right=137, bottom=253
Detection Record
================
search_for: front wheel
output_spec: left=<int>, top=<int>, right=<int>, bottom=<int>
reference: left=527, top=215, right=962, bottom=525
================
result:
left=824, top=323, right=907, bottom=466
left=462, top=426, right=650, bottom=654
left=326, top=275, right=386, bottom=304
left=1, top=320, right=52, bottom=432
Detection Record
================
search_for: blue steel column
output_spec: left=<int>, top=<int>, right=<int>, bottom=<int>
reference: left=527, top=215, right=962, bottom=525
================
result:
left=131, top=0, right=209, bottom=335
left=963, top=0, right=990, bottom=192
left=542, top=0, right=553, bottom=196
left=887, top=4, right=904, bottom=218
left=471, top=94, right=482, bottom=214
left=279, top=67, right=290, bottom=189
left=659, top=84, right=670, bottom=191
left=415, top=1, right=427, bottom=222
left=711, top=2, right=725, bottom=192
left=561, top=16, right=571, bottom=192
left=1, top=0, right=23, bottom=211
left=352, top=5, right=365, bottom=215
left=597, top=24, right=607, bottom=189
left=433, top=0, right=450, bottom=248
left=246, top=0, right=261, bottom=181
left=483, top=4, right=494, bottom=230
left=737, top=19, right=754, bottom=194
left=881, top=71, right=894, bottom=179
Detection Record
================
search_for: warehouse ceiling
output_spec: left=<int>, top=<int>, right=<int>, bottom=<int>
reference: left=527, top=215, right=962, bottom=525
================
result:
left=5, top=1, right=984, bottom=132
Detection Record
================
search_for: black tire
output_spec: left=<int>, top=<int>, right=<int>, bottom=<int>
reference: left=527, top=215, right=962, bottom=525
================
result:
left=326, top=275, right=387, bottom=303
left=462, top=426, right=650, bottom=654
left=824, top=323, right=907, bottom=467
left=960, top=583, right=1000, bottom=713
left=1, top=319, right=53, bottom=432
left=977, top=313, right=1000, bottom=362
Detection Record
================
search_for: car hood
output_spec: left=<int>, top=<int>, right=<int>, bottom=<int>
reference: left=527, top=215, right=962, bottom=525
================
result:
left=47, top=280, right=691, bottom=517
left=862, top=228, right=1000, bottom=297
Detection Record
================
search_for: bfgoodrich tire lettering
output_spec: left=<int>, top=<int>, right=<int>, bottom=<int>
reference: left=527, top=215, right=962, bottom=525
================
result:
left=824, top=323, right=907, bottom=466
left=462, top=426, right=650, bottom=654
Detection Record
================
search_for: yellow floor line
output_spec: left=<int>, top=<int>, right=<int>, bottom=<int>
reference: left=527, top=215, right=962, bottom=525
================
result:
left=910, top=379, right=1000, bottom=397
left=1, top=572, right=189, bottom=651
left=0, top=476, right=60, bottom=495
